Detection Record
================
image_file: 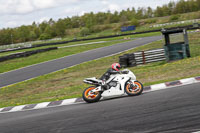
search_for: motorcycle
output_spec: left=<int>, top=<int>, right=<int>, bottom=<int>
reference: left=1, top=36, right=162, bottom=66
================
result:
left=82, top=69, right=143, bottom=103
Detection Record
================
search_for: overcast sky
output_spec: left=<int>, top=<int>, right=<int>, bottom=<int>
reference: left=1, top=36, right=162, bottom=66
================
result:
left=0, top=0, right=180, bottom=29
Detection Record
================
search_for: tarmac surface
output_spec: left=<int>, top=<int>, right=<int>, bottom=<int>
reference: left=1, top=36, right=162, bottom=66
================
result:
left=0, top=82, right=199, bottom=133
left=0, top=36, right=161, bottom=88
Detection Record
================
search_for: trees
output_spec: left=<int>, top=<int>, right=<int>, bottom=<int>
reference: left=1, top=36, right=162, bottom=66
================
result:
left=110, top=11, right=120, bottom=23
left=168, top=2, right=176, bottom=15
left=147, top=7, right=153, bottom=18
left=54, top=19, right=66, bottom=37
left=83, top=12, right=96, bottom=29
left=0, top=29, right=11, bottom=45
left=0, top=0, right=200, bottom=46
left=120, top=15, right=128, bottom=26
left=154, top=6, right=164, bottom=17
left=71, top=16, right=81, bottom=28
left=131, top=18, right=139, bottom=26
left=18, top=26, right=31, bottom=42
left=39, top=21, right=48, bottom=33
left=95, top=12, right=107, bottom=25
left=135, top=7, right=145, bottom=19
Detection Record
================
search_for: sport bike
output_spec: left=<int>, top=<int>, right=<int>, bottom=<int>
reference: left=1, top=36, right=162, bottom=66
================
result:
left=82, top=69, right=143, bottom=103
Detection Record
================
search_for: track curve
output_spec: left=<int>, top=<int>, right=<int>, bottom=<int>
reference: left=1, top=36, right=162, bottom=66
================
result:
left=0, top=82, right=199, bottom=133
left=0, top=36, right=161, bottom=88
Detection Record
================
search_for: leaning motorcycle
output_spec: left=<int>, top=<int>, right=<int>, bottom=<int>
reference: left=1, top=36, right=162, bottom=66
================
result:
left=82, top=69, right=143, bottom=103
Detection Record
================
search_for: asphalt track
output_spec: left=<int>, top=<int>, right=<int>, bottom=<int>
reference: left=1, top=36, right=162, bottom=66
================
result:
left=0, top=36, right=162, bottom=88
left=0, top=82, right=199, bottom=133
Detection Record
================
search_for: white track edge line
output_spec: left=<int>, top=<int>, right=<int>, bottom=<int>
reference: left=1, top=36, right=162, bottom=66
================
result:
left=0, top=78, right=200, bottom=114
left=0, top=108, right=4, bottom=112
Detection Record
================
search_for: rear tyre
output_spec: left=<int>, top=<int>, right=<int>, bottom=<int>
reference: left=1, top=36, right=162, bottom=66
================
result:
left=125, top=81, right=143, bottom=96
left=82, top=86, right=102, bottom=103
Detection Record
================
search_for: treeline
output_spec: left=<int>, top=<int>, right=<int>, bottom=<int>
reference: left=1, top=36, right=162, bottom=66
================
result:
left=0, top=0, right=200, bottom=46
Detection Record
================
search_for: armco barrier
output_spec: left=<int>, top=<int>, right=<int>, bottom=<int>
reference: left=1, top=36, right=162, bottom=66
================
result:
left=0, top=47, right=58, bottom=62
left=134, top=49, right=166, bottom=65
left=119, top=48, right=166, bottom=67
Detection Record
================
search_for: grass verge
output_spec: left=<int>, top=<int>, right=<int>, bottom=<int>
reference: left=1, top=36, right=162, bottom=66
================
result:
left=0, top=39, right=131, bottom=73
left=0, top=32, right=161, bottom=73
left=0, top=32, right=199, bottom=108
left=0, top=32, right=160, bottom=57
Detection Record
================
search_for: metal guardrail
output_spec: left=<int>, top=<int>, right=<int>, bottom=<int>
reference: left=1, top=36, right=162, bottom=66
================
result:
left=151, top=19, right=200, bottom=28
left=0, top=38, right=62, bottom=50
left=134, top=49, right=166, bottom=65
left=119, top=49, right=166, bottom=67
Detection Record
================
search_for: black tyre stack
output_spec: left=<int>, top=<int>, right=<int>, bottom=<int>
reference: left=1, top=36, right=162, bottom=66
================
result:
left=0, top=47, right=58, bottom=62
left=119, top=54, right=129, bottom=67
left=128, top=53, right=136, bottom=67
left=119, top=53, right=136, bottom=68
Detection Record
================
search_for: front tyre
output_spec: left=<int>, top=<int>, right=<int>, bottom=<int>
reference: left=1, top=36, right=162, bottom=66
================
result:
left=125, top=81, right=143, bottom=96
left=82, top=86, right=102, bottom=103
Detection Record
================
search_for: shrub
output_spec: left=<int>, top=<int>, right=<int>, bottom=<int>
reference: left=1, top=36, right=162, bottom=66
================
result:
left=170, top=15, right=180, bottom=21
left=89, top=25, right=112, bottom=33
left=39, top=33, right=51, bottom=40
left=131, top=18, right=139, bottom=26
left=80, top=27, right=90, bottom=37
left=144, top=18, right=157, bottom=24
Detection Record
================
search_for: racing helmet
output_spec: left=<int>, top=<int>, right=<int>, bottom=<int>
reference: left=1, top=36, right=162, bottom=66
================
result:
left=111, top=63, right=121, bottom=71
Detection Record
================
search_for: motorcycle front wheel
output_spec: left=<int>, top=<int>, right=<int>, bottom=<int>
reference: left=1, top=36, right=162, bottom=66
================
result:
left=82, top=86, right=102, bottom=103
left=125, top=81, right=143, bottom=96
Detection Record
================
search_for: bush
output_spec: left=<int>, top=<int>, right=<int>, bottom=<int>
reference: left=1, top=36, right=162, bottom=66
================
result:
left=131, top=18, right=139, bottom=26
left=80, top=27, right=90, bottom=37
left=39, top=33, right=51, bottom=40
left=89, top=25, right=112, bottom=33
left=170, top=15, right=180, bottom=21
left=144, top=18, right=157, bottom=24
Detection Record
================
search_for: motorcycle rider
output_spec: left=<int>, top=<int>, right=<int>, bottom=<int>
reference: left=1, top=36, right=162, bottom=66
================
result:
left=100, top=63, right=122, bottom=90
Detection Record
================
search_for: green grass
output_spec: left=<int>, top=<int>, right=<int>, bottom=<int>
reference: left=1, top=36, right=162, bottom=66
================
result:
left=0, top=39, right=132, bottom=73
left=0, top=37, right=117, bottom=57
left=0, top=32, right=162, bottom=73
left=0, top=32, right=161, bottom=57
left=0, top=32, right=200, bottom=108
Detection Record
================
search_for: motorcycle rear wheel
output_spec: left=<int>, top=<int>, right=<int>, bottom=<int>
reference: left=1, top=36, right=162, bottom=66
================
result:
left=82, top=86, right=102, bottom=103
left=125, top=81, right=143, bottom=96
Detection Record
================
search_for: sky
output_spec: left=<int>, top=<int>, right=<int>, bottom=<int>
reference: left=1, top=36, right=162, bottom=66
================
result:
left=0, top=0, right=180, bottom=29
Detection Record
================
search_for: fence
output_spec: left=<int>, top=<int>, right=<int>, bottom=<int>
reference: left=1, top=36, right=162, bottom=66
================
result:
left=119, top=49, right=166, bottom=67
left=0, top=38, right=62, bottom=50
left=134, top=49, right=166, bottom=65
left=151, top=19, right=200, bottom=28
left=0, top=43, right=32, bottom=51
